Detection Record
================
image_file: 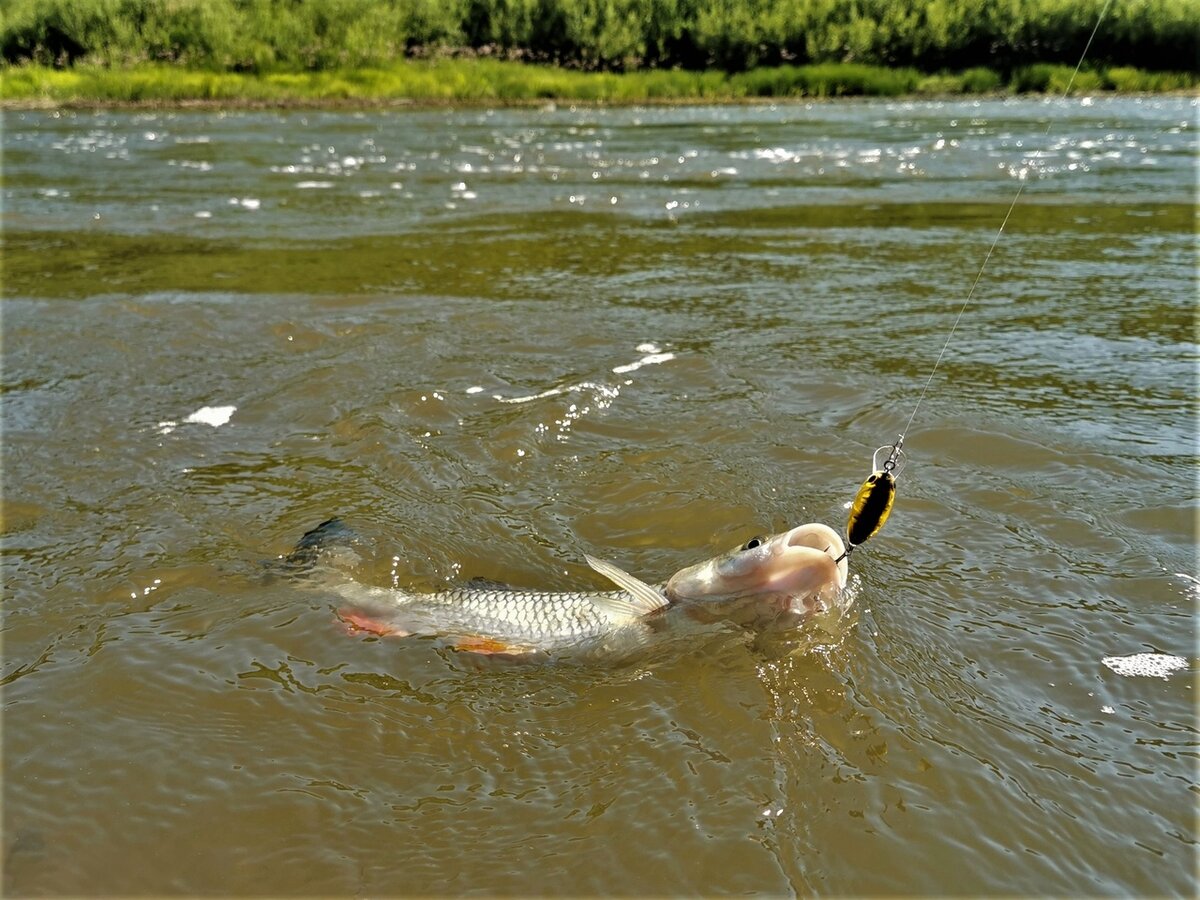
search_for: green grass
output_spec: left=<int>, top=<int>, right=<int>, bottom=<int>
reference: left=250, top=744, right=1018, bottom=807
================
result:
left=1, top=58, right=1195, bottom=106
left=731, top=63, right=922, bottom=98
left=1011, top=63, right=1103, bottom=94
left=1100, top=66, right=1196, bottom=92
left=915, top=67, right=1004, bottom=95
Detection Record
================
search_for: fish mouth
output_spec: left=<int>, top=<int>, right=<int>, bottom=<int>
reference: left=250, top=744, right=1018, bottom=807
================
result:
left=664, top=523, right=847, bottom=604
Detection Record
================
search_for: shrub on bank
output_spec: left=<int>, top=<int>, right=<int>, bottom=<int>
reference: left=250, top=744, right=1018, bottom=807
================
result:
left=1011, top=63, right=1104, bottom=94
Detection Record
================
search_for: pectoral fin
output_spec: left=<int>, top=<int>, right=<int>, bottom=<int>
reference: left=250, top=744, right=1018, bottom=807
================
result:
left=339, top=608, right=411, bottom=637
left=450, top=635, right=537, bottom=656
left=584, top=554, right=669, bottom=617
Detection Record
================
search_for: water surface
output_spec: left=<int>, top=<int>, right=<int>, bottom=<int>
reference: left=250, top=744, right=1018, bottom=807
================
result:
left=3, top=97, right=1196, bottom=896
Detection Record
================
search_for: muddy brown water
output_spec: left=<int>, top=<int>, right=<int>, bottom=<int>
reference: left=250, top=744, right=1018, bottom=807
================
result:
left=2, top=97, right=1196, bottom=895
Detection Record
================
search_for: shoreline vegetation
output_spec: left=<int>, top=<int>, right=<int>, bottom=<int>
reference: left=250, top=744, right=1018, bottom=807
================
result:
left=2, top=0, right=1195, bottom=106
left=2, top=58, right=1197, bottom=108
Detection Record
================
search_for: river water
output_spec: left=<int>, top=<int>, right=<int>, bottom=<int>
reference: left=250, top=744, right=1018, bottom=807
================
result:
left=3, top=96, right=1196, bottom=896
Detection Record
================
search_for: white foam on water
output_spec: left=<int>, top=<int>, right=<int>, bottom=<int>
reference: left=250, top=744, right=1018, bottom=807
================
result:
left=184, top=405, right=236, bottom=428
left=158, top=405, right=236, bottom=433
left=1101, top=653, right=1188, bottom=680
left=499, top=385, right=567, bottom=405
left=495, top=345, right=673, bottom=449
left=612, top=352, right=674, bottom=374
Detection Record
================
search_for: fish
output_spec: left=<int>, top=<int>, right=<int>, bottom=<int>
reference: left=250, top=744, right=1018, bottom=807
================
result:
left=291, top=519, right=848, bottom=657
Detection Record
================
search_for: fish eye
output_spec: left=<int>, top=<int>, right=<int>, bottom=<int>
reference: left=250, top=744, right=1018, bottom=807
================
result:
left=740, top=536, right=765, bottom=552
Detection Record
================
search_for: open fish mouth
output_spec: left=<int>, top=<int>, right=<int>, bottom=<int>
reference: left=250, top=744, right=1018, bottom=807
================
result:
left=664, top=523, right=847, bottom=608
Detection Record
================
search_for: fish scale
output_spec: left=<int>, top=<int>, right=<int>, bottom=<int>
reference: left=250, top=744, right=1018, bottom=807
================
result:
left=428, top=588, right=633, bottom=638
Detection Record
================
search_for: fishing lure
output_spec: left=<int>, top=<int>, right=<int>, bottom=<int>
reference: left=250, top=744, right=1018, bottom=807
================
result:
left=840, top=437, right=904, bottom=560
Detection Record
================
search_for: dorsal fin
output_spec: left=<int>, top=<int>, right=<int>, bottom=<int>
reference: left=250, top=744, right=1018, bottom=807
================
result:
left=584, top=554, right=669, bottom=618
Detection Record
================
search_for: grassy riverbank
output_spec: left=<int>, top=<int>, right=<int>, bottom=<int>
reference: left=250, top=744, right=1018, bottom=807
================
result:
left=5, top=0, right=1197, bottom=73
left=2, top=58, right=1195, bottom=107
left=3, top=0, right=1194, bottom=106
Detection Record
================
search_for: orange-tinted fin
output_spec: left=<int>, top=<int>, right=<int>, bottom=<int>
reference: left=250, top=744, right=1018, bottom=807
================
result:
left=450, top=636, right=537, bottom=656
left=338, top=608, right=411, bottom=637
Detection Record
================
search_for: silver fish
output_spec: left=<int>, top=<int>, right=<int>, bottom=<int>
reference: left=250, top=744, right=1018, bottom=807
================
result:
left=311, top=521, right=848, bottom=656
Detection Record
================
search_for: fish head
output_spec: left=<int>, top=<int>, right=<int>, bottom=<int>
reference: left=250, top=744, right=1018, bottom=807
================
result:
left=665, top=523, right=848, bottom=615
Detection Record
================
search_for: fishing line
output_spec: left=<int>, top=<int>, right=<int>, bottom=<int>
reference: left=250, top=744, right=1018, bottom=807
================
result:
left=839, top=0, right=1115, bottom=560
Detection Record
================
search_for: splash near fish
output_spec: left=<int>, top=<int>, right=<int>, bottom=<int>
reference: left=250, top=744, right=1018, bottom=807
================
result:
left=286, top=519, right=849, bottom=657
